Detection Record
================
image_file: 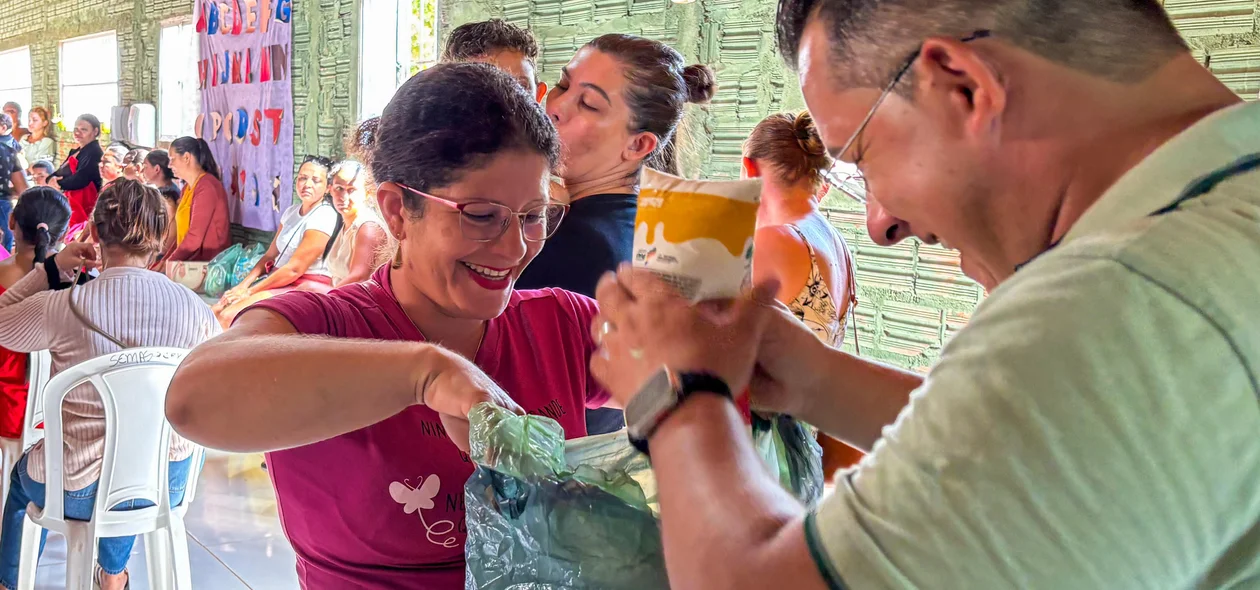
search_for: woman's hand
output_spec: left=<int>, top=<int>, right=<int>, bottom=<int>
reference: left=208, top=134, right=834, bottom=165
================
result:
left=589, top=266, right=778, bottom=408
left=219, top=284, right=250, bottom=306
left=53, top=242, right=100, bottom=275
left=417, top=347, right=524, bottom=451
left=47, top=177, right=60, bottom=190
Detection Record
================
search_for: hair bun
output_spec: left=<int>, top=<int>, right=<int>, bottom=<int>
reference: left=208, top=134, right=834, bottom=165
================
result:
left=682, top=64, right=717, bottom=104
left=349, top=117, right=382, bottom=168
left=792, top=111, right=826, bottom=158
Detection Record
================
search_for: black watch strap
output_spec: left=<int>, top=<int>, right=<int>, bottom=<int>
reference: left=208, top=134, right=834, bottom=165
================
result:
left=630, top=372, right=733, bottom=457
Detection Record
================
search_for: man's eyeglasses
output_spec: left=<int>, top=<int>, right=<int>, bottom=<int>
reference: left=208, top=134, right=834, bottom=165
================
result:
left=396, top=183, right=569, bottom=243
left=821, top=30, right=992, bottom=205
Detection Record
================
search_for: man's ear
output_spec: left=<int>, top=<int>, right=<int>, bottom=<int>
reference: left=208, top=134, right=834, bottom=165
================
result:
left=742, top=157, right=760, bottom=179
left=622, top=132, right=659, bottom=165
left=916, top=36, right=1006, bottom=139
left=536, top=82, right=548, bottom=103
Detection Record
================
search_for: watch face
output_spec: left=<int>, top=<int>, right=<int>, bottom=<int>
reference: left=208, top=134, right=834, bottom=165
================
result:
left=626, top=368, right=678, bottom=440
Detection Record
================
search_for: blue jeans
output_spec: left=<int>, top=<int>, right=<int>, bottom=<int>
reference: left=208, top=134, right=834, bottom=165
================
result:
left=0, top=198, right=13, bottom=253
left=0, top=454, right=195, bottom=588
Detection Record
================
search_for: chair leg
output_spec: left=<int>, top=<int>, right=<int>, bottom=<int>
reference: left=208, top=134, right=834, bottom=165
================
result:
left=166, top=517, right=193, bottom=590
left=0, top=439, right=19, bottom=517
left=144, top=529, right=172, bottom=590
left=16, top=519, right=40, bottom=590
left=64, top=530, right=97, bottom=590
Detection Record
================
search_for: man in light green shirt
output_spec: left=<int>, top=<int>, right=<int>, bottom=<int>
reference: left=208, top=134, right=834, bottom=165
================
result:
left=583, top=0, right=1260, bottom=588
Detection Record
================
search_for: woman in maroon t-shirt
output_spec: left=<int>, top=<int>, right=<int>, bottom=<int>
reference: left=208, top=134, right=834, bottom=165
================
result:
left=167, top=64, right=613, bottom=589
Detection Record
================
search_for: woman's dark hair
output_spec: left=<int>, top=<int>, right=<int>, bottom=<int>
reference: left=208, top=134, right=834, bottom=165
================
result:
left=11, top=187, right=72, bottom=266
left=157, top=183, right=181, bottom=204
left=745, top=111, right=832, bottom=189
left=145, top=149, right=176, bottom=183
left=77, top=114, right=102, bottom=138
left=92, top=179, right=168, bottom=255
left=354, top=63, right=560, bottom=215
left=584, top=34, right=716, bottom=175
left=170, top=136, right=222, bottom=180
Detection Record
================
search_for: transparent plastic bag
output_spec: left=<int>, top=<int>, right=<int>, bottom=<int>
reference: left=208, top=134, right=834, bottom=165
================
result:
left=231, top=243, right=266, bottom=288
left=463, top=403, right=823, bottom=589
left=202, top=244, right=243, bottom=299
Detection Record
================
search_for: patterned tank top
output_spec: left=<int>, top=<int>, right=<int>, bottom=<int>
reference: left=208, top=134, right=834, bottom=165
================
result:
left=785, top=225, right=857, bottom=348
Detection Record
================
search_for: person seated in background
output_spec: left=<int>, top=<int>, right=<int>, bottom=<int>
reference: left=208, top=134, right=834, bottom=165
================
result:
left=441, top=19, right=547, bottom=100
left=141, top=149, right=179, bottom=194
left=0, top=188, right=71, bottom=454
left=158, top=137, right=230, bottom=265
left=49, top=115, right=104, bottom=228
left=29, top=160, right=53, bottom=186
left=212, top=157, right=337, bottom=327
left=18, top=107, right=56, bottom=169
left=744, top=111, right=862, bottom=472
left=324, top=159, right=389, bottom=287
left=0, top=115, right=30, bottom=253
left=98, top=145, right=127, bottom=190
left=121, top=147, right=150, bottom=182
left=0, top=179, right=219, bottom=590
left=166, top=64, right=612, bottom=590
left=0, top=104, right=26, bottom=143
left=157, top=184, right=182, bottom=253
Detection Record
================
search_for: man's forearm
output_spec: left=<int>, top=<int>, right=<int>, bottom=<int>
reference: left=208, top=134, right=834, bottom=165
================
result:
left=794, top=349, right=922, bottom=452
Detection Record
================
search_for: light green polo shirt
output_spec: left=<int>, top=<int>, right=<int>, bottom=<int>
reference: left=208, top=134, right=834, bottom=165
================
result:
left=808, top=101, right=1260, bottom=588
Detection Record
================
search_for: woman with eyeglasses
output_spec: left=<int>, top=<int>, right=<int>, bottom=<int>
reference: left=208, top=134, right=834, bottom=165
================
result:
left=167, top=63, right=609, bottom=589
left=212, top=157, right=338, bottom=327
left=743, top=111, right=862, bottom=475
left=324, top=159, right=390, bottom=287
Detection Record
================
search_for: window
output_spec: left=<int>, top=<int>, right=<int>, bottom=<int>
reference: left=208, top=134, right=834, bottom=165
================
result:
left=358, top=0, right=438, bottom=119
left=0, top=47, right=32, bottom=121
left=158, top=23, right=200, bottom=140
left=59, top=32, right=119, bottom=124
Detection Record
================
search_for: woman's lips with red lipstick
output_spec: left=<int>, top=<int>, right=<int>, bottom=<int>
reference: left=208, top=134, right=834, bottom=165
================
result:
left=461, top=261, right=514, bottom=290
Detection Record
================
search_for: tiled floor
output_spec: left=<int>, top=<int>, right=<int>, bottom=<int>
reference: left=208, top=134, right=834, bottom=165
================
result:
left=29, top=453, right=300, bottom=590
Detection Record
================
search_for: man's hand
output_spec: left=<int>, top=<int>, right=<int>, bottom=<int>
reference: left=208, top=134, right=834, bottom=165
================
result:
left=53, top=242, right=100, bottom=275
left=748, top=304, right=832, bottom=417
left=417, top=346, right=524, bottom=452
left=590, top=265, right=777, bottom=408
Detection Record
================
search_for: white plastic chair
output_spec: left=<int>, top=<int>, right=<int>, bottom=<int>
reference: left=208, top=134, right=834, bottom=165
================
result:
left=0, top=351, right=53, bottom=515
left=15, top=348, right=202, bottom=590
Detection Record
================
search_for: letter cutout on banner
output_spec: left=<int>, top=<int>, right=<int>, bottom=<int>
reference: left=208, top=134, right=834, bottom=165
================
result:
left=236, top=108, right=249, bottom=143
left=275, top=0, right=291, bottom=23
left=259, top=0, right=271, bottom=33
left=230, top=166, right=240, bottom=200
left=211, top=54, right=220, bottom=87
left=210, top=112, right=223, bottom=141
left=260, top=46, right=271, bottom=82
left=265, top=109, right=283, bottom=144
left=231, top=0, right=243, bottom=35
left=222, top=110, right=233, bottom=141
left=250, top=174, right=261, bottom=207
left=194, top=113, right=205, bottom=139
left=244, top=48, right=252, bottom=84
left=272, top=176, right=282, bottom=211
left=221, top=51, right=230, bottom=85
left=244, top=0, right=257, bottom=33
left=196, top=1, right=207, bottom=32
left=198, top=60, right=208, bottom=89
left=219, top=2, right=231, bottom=34
left=239, top=169, right=248, bottom=199
left=231, top=51, right=242, bottom=84
left=207, top=1, right=219, bottom=34
left=250, top=110, right=262, bottom=146
left=270, top=44, right=289, bottom=82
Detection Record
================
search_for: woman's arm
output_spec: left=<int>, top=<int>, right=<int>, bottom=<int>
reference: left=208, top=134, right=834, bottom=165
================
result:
left=0, top=247, right=92, bottom=352
left=334, top=222, right=389, bottom=287
left=753, top=225, right=812, bottom=305
left=166, top=307, right=523, bottom=452
left=243, top=230, right=330, bottom=293
left=54, top=143, right=101, bottom=191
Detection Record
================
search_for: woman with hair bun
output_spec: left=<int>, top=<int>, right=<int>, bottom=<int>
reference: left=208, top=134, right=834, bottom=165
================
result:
left=0, top=187, right=72, bottom=447
left=167, top=63, right=613, bottom=589
left=0, top=179, right=219, bottom=590
left=161, top=136, right=230, bottom=263
left=744, top=111, right=860, bottom=471
left=516, top=33, right=715, bottom=434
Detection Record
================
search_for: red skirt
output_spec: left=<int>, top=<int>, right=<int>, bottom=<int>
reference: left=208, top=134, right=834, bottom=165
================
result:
left=0, top=284, right=28, bottom=439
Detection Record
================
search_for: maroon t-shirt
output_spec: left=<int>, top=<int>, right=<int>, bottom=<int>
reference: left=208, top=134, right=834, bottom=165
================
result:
left=251, top=265, right=609, bottom=589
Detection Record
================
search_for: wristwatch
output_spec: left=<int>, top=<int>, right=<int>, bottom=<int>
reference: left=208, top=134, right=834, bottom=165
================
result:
left=625, top=367, right=733, bottom=456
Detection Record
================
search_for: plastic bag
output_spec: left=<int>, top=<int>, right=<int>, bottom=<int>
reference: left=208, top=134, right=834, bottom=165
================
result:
left=751, top=413, right=825, bottom=508
left=231, top=243, right=266, bottom=288
left=202, top=244, right=243, bottom=299
left=464, top=403, right=823, bottom=589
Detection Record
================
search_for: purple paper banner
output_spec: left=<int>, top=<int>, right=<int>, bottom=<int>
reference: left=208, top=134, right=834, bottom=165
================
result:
left=194, top=0, right=294, bottom=232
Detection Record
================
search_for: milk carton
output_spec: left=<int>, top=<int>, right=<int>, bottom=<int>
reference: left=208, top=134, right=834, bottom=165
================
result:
left=633, top=168, right=761, bottom=300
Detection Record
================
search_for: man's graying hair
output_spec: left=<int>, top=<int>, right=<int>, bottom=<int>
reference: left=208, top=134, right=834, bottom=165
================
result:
left=776, top=0, right=1188, bottom=89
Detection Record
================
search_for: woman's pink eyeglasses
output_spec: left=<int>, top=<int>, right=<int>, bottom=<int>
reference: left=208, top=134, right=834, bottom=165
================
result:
left=396, top=183, right=569, bottom=243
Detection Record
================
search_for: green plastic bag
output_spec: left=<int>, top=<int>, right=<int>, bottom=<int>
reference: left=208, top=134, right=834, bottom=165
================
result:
left=202, top=244, right=243, bottom=299
left=463, top=403, right=823, bottom=589
left=752, top=413, right=825, bottom=507
left=230, top=243, right=266, bottom=288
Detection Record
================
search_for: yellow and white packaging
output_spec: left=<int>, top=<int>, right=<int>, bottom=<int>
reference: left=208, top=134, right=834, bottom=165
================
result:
left=634, top=168, right=761, bottom=300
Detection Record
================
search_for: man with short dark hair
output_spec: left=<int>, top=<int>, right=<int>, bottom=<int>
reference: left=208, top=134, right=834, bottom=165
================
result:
left=441, top=19, right=545, bottom=100
left=584, top=0, right=1260, bottom=588
left=1, top=102, right=26, bottom=143
left=0, top=113, right=29, bottom=251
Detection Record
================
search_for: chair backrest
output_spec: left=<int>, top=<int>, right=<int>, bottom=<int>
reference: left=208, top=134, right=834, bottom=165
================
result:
left=39, top=348, right=190, bottom=525
left=22, top=350, right=52, bottom=450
